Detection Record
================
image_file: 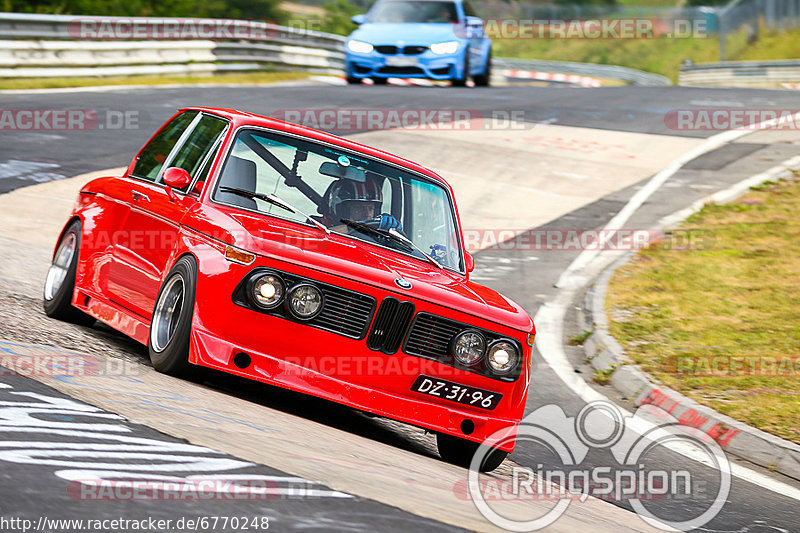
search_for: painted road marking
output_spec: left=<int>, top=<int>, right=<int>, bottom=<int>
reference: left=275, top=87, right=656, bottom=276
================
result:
left=0, top=159, right=65, bottom=183
left=0, top=377, right=351, bottom=500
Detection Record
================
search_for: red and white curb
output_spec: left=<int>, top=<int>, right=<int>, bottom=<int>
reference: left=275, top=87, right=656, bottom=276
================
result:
left=314, top=71, right=603, bottom=88
left=503, top=69, right=602, bottom=87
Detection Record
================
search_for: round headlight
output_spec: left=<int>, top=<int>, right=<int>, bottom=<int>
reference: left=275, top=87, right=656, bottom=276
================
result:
left=486, top=340, right=519, bottom=375
left=248, top=273, right=285, bottom=310
left=287, top=283, right=323, bottom=319
left=451, top=330, right=487, bottom=366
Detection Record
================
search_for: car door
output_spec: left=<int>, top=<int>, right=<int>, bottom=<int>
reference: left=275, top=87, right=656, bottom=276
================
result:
left=107, top=112, right=228, bottom=319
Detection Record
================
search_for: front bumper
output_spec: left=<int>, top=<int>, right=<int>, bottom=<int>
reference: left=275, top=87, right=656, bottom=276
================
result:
left=189, top=257, right=531, bottom=451
left=345, top=50, right=463, bottom=80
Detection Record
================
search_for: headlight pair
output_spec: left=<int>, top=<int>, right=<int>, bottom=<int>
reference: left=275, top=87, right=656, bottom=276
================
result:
left=247, top=273, right=323, bottom=320
left=451, top=330, right=519, bottom=375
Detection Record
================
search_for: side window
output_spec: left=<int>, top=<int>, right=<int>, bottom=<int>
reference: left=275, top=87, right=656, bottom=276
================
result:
left=164, top=114, right=228, bottom=192
left=132, top=111, right=197, bottom=182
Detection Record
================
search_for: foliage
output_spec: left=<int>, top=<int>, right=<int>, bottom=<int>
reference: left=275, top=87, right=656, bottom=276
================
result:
left=315, top=0, right=363, bottom=36
left=5, top=0, right=285, bottom=22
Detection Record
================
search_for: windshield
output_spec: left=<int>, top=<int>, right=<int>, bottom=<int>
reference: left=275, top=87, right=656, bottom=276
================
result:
left=212, top=128, right=464, bottom=273
left=368, top=0, right=459, bottom=23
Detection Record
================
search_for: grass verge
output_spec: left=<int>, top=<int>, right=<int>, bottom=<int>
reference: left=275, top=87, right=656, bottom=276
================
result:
left=0, top=71, right=312, bottom=91
left=606, top=173, right=800, bottom=444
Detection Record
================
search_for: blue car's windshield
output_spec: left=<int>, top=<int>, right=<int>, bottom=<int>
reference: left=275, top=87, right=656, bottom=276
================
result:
left=368, top=0, right=459, bottom=23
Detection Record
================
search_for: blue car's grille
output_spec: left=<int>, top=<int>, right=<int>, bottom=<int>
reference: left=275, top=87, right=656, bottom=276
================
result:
left=375, top=45, right=398, bottom=54
left=403, top=45, right=427, bottom=55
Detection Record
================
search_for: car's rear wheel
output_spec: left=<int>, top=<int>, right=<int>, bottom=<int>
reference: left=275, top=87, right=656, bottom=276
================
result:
left=451, top=52, right=469, bottom=87
left=43, top=220, right=95, bottom=326
left=149, top=255, right=197, bottom=376
left=436, top=432, right=508, bottom=472
left=473, top=52, right=491, bottom=87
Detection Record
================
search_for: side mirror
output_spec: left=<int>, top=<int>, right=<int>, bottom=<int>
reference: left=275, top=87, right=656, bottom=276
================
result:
left=464, top=251, right=475, bottom=273
left=162, top=167, right=191, bottom=201
left=163, top=167, right=191, bottom=189
left=352, top=14, right=366, bottom=25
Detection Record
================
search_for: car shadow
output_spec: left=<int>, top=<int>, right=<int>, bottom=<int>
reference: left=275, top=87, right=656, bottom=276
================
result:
left=86, top=320, right=441, bottom=461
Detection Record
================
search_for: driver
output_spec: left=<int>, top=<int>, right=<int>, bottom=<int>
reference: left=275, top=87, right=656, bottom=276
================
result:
left=325, top=177, right=402, bottom=233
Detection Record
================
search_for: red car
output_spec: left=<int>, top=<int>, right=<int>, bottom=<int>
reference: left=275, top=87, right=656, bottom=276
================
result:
left=43, top=107, right=535, bottom=471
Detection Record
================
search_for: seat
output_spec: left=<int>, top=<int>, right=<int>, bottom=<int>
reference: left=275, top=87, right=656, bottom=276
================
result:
left=216, top=156, right=258, bottom=209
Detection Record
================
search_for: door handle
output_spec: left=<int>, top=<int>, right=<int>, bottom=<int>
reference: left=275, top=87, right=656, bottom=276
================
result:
left=131, top=190, right=150, bottom=202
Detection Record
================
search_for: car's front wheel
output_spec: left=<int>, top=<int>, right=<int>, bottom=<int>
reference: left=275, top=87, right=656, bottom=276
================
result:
left=451, top=52, right=469, bottom=87
left=148, top=255, right=197, bottom=376
left=345, top=64, right=361, bottom=84
left=371, top=77, right=388, bottom=85
left=437, top=432, right=508, bottom=472
left=473, top=52, right=491, bottom=87
left=43, top=220, right=95, bottom=326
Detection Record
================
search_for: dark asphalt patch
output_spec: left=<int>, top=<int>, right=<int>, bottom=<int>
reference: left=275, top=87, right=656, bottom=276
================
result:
left=681, top=143, right=768, bottom=171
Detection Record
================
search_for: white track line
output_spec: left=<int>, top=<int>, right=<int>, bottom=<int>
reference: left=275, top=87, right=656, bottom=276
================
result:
left=537, top=112, right=800, bottom=500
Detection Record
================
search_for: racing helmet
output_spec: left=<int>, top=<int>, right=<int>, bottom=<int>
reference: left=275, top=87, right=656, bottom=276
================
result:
left=326, top=177, right=382, bottom=221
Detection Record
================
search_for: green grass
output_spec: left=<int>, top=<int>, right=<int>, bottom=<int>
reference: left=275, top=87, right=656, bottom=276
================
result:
left=606, top=174, right=800, bottom=444
left=493, top=25, right=800, bottom=83
left=568, top=331, right=594, bottom=346
left=0, top=70, right=312, bottom=91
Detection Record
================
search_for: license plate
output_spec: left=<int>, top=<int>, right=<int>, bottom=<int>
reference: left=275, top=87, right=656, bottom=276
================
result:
left=411, top=375, right=502, bottom=410
left=385, top=56, right=418, bottom=67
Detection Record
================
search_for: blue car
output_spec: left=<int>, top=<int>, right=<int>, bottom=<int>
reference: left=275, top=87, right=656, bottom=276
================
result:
left=344, top=0, right=491, bottom=86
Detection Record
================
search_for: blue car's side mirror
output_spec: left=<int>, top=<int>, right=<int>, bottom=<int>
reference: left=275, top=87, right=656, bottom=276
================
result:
left=352, top=14, right=366, bottom=25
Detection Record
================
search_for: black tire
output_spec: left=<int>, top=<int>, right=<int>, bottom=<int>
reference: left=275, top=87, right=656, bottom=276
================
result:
left=473, top=52, right=491, bottom=87
left=437, top=432, right=508, bottom=472
left=148, top=255, right=197, bottom=376
left=346, top=77, right=362, bottom=85
left=43, top=220, right=95, bottom=326
left=371, top=77, right=388, bottom=85
left=451, top=52, right=469, bottom=87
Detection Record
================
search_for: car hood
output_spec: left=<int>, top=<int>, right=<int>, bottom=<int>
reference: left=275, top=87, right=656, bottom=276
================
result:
left=195, top=208, right=533, bottom=333
left=349, top=23, right=462, bottom=46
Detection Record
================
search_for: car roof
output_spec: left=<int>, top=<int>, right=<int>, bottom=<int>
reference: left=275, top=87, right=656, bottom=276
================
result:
left=184, top=106, right=452, bottom=188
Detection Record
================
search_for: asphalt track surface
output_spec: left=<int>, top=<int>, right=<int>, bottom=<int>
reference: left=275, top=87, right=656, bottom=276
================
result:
left=1, top=82, right=800, bottom=532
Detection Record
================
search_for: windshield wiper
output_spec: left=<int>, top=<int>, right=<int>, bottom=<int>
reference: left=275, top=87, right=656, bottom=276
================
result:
left=340, top=218, right=444, bottom=269
left=219, top=186, right=330, bottom=234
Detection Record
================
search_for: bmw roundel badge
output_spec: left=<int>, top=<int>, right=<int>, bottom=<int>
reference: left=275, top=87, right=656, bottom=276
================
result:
left=395, top=278, right=412, bottom=289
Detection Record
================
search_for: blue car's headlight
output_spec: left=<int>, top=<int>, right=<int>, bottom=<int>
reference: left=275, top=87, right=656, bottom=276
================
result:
left=430, top=41, right=460, bottom=54
left=347, top=40, right=374, bottom=54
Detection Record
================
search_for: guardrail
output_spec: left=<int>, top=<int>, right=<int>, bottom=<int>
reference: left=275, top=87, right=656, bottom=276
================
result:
left=679, top=59, right=800, bottom=87
left=0, top=12, right=668, bottom=86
